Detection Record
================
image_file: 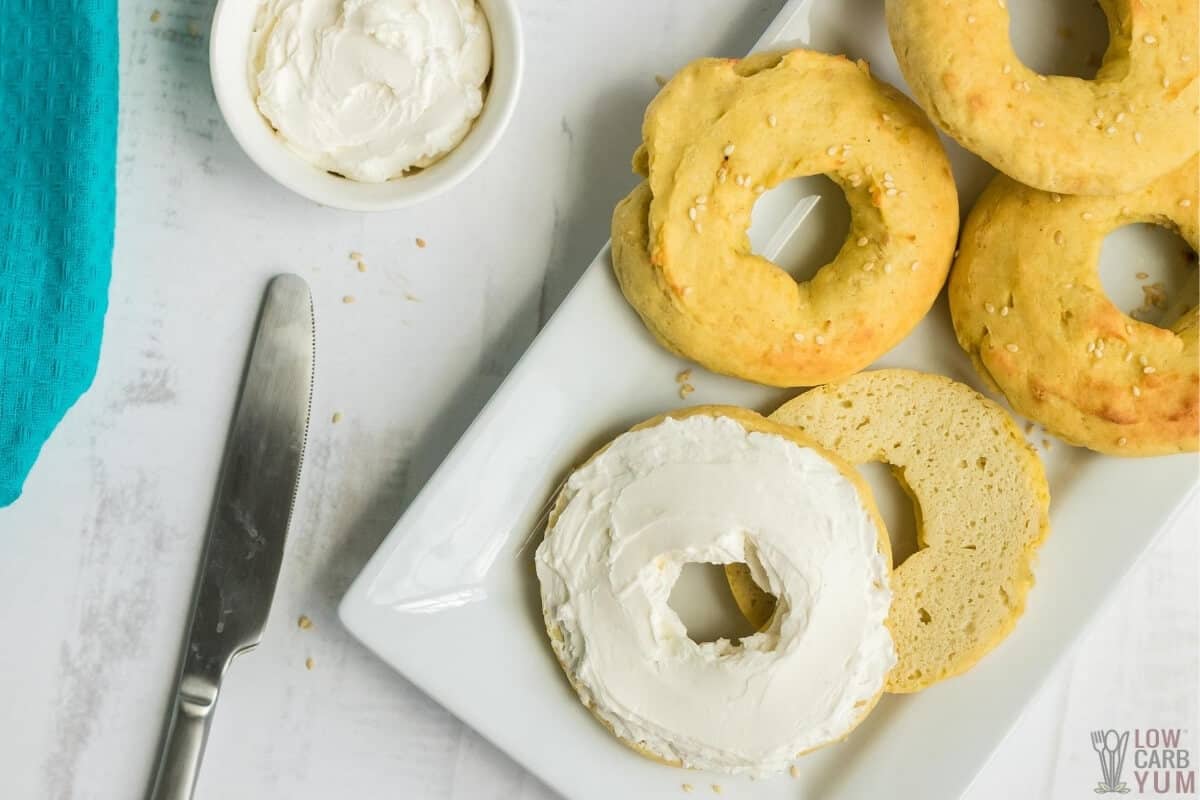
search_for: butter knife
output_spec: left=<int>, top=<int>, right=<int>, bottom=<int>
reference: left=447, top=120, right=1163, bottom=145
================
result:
left=148, top=274, right=315, bottom=800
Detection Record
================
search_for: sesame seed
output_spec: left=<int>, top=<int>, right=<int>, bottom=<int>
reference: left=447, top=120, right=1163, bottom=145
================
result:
left=717, top=168, right=727, bottom=183
left=1019, top=80, right=1031, bottom=92
left=842, top=144, right=852, bottom=153
left=1005, top=343, right=1019, bottom=352
left=1162, top=77, right=1171, bottom=88
left=1183, top=54, right=1193, bottom=62
left=1105, top=125, right=1117, bottom=134
left=910, top=261, right=920, bottom=271
left=682, top=286, right=693, bottom=296
left=884, top=172, right=894, bottom=182
left=1089, top=118, right=1101, bottom=128
left=754, top=185, right=765, bottom=194
left=1054, top=231, right=1064, bottom=245
left=1038, top=75, right=1047, bottom=81
left=793, top=332, right=805, bottom=342
left=768, top=114, right=777, bottom=127
left=1125, top=351, right=1133, bottom=362
left=1002, top=63, right=1012, bottom=74
left=884, top=263, right=893, bottom=273
left=863, top=261, right=875, bottom=271
left=1139, top=355, right=1148, bottom=365
left=985, top=302, right=996, bottom=313
left=886, top=188, right=899, bottom=196
left=826, top=145, right=839, bottom=156
left=1133, top=386, right=1142, bottom=397
left=881, top=112, right=892, bottom=122
left=1143, top=366, right=1157, bottom=374
left=696, top=195, right=707, bottom=205
left=848, top=174, right=862, bottom=187
left=1116, top=112, right=1126, bottom=122
left=1064, top=282, right=1074, bottom=289
left=1032, top=119, right=1045, bottom=128
left=857, top=236, right=869, bottom=246
left=1181, top=199, right=1193, bottom=207
left=1086, top=341, right=1096, bottom=353
left=967, top=14, right=976, bottom=23
left=694, top=222, right=703, bottom=233
left=1134, top=131, right=1144, bottom=144
left=735, top=174, right=745, bottom=186
left=815, top=334, right=826, bottom=345
left=723, top=144, right=735, bottom=156
left=688, top=207, right=697, bottom=221
left=1000, top=306, right=1010, bottom=317
left=1082, top=212, right=1094, bottom=220
left=1118, top=437, right=1128, bottom=447
left=1143, top=34, right=1157, bottom=44
left=1126, top=323, right=1135, bottom=334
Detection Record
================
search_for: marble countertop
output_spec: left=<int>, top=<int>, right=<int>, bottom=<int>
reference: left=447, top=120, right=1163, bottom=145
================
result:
left=0, top=1, right=1195, bottom=798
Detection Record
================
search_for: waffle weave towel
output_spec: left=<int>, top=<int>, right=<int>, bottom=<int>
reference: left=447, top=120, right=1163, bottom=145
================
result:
left=0, top=0, right=118, bottom=506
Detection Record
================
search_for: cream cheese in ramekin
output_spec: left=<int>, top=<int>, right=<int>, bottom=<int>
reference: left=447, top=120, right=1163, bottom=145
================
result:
left=250, top=0, right=491, bottom=182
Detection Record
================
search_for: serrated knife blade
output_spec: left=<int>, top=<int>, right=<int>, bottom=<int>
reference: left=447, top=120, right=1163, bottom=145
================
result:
left=148, top=274, right=315, bottom=800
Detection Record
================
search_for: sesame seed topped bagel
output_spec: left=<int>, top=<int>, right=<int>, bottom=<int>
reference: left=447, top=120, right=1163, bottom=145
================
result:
left=885, top=0, right=1199, bottom=196
left=949, top=158, right=1199, bottom=456
left=611, top=50, right=959, bottom=388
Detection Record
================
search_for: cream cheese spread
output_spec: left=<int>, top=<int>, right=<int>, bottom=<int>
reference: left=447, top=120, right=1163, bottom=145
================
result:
left=534, top=414, right=894, bottom=775
left=251, top=0, right=491, bottom=182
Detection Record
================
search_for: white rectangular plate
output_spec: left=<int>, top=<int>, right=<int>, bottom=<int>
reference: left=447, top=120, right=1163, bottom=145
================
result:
left=340, top=1, right=1199, bottom=797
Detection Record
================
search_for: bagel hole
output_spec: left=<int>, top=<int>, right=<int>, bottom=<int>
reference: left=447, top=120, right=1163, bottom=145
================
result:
left=1007, top=0, right=1108, bottom=79
left=1098, top=224, right=1198, bottom=330
left=668, top=562, right=769, bottom=645
left=856, top=461, right=920, bottom=569
left=747, top=175, right=850, bottom=283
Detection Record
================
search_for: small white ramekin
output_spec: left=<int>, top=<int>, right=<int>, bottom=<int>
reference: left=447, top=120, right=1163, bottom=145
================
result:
left=209, top=0, right=523, bottom=211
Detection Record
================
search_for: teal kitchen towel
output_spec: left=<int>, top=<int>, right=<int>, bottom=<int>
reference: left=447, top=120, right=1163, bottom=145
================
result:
left=0, top=0, right=118, bottom=506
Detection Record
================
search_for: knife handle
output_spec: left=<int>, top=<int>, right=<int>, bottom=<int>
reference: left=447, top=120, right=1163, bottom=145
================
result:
left=148, top=676, right=220, bottom=800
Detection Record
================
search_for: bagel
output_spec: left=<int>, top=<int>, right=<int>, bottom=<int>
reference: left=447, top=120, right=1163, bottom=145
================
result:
left=728, top=370, right=1051, bottom=693
left=949, top=158, right=1199, bottom=456
left=534, top=406, right=894, bottom=773
left=885, top=0, right=1199, bottom=195
left=611, top=50, right=959, bottom=387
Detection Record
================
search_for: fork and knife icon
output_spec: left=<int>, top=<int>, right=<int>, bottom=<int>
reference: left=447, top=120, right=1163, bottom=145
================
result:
left=1091, top=729, right=1132, bottom=794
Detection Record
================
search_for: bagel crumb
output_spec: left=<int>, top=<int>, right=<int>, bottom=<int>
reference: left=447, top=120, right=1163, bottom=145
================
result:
left=790, top=765, right=801, bottom=779
left=1136, top=271, right=1150, bottom=279
left=1024, top=421, right=1035, bottom=434
left=711, top=786, right=722, bottom=794
left=1006, top=343, right=1019, bottom=352
left=342, top=295, right=356, bottom=304
left=682, top=784, right=694, bottom=793
left=305, top=657, right=314, bottom=670
left=679, top=383, right=695, bottom=399
left=1043, top=438, right=1052, bottom=449
left=1143, top=34, right=1157, bottom=44
left=332, top=412, right=343, bottom=423
left=356, top=261, right=367, bottom=272
left=349, top=251, right=363, bottom=260
left=655, top=74, right=668, bottom=87
left=676, top=369, right=692, bottom=384
left=298, top=615, right=313, bottom=629
left=1054, top=230, right=1064, bottom=245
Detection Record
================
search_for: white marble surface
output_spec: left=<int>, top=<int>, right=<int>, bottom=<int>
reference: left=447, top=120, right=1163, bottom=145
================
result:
left=0, top=1, right=1196, bottom=798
